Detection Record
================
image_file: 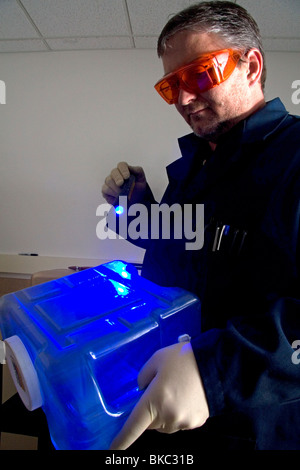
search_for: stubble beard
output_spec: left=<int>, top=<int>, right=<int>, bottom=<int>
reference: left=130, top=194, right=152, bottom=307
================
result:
left=192, top=119, right=235, bottom=142
left=190, top=110, right=242, bottom=143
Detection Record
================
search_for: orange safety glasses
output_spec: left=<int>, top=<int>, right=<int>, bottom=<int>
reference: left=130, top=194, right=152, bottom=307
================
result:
left=154, top=49, right=242, bottom=104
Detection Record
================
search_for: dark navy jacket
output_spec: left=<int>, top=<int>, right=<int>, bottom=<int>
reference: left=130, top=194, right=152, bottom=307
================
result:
left=116, top=99, right=300, bottom=449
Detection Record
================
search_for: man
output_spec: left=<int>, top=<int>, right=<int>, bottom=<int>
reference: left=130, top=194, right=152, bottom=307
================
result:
left=102, top=1, right=300, bottom=450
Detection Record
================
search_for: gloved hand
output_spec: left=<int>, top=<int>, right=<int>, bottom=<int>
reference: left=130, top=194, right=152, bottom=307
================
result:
left=110, top=341, right=209, bottom=450
left=101, top=161, right=147, bottom=205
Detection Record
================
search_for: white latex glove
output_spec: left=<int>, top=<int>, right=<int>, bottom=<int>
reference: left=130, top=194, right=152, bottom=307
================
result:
left=101, top=161, right=147, bottom=205
left=110, top=341, right=209, bottom=450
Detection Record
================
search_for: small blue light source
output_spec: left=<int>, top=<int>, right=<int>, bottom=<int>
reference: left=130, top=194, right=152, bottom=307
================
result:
left=115, top=205, right=124, bottom=215
left=0, top=260, right=201, bottom=450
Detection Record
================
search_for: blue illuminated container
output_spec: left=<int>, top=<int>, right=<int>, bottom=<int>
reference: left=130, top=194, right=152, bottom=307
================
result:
left=0, top=261, right=201, bottom=450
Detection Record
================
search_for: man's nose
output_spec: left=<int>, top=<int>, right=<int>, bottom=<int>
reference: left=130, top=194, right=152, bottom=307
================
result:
left=177, top=87, right=198, bottom=106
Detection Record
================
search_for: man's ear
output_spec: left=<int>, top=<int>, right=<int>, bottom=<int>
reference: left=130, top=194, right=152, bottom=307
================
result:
left=245, top=49, right=263, bottom=87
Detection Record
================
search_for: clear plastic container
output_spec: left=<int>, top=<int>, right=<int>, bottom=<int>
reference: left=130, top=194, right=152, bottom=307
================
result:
left=0, top=260, right=201, bottom=449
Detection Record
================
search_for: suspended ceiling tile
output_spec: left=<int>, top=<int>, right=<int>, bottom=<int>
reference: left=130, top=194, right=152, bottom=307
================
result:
left=46, top=36, right=133, bottom=51
left=126, top=0, right=199, bottom=36
left=21, top=0, right=130, bottom=37
left=0, top=0, right=39, bottom=39
left=237, top=0, right=300, bottom=38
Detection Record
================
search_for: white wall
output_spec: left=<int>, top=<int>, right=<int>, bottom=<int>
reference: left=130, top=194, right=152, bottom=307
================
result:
left=0, top=49, right=299, bottom=264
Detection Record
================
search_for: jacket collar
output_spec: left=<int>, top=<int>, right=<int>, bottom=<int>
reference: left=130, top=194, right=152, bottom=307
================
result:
left=241, top=97, right=290, bottom=143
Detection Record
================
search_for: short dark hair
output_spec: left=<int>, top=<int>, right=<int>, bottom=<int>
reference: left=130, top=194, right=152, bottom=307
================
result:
left=157, top=1, right=266, bottom=90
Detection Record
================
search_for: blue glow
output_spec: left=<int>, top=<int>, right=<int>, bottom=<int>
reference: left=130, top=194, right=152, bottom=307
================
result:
left=115, top=205, right=124, bottom=215
left=109, top=279, right=130, bottom=297
left=106, top=260, right=132, bottom=280
left=224, top=225, right=230, bottom=236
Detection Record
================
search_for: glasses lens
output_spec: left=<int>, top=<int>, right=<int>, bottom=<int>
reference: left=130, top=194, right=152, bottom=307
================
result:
left=221, top=52, right=240, bottom=79
left=155, top=76, right=179, bottom=104
left=182, top=66, right=215, bottom=93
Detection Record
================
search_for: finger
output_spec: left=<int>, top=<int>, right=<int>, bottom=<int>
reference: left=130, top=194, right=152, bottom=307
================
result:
left=104, top=175, right=121, bottom=194
left=117, top=161, right=131, bottom=180
left=137, top=351, right=159, bottom=390
left=101, top=184, right=116, bottom=200
left=152, top=425, right=178, bottom=433
left=101, top=186, right=117, bottom=205
left=101, top=179, right=121, bottom=205
left=110, top=395, right=154, bottom=450
left=111, top=167, right=127, bottom=187
left=104, top=194, right=118, bottom=205
left=127, top=165, right=146, bottom=183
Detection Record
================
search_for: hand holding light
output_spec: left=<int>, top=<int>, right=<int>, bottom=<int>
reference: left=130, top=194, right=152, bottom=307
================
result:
left=102, top=161, right=147, bottom=206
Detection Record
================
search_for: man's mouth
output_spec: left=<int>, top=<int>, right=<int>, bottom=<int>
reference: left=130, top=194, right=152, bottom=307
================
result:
left=189, top=108, right=209, bottom=118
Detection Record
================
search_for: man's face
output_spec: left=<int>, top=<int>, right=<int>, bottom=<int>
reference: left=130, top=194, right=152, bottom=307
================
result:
left=161, top=30, right=252, bottom=142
